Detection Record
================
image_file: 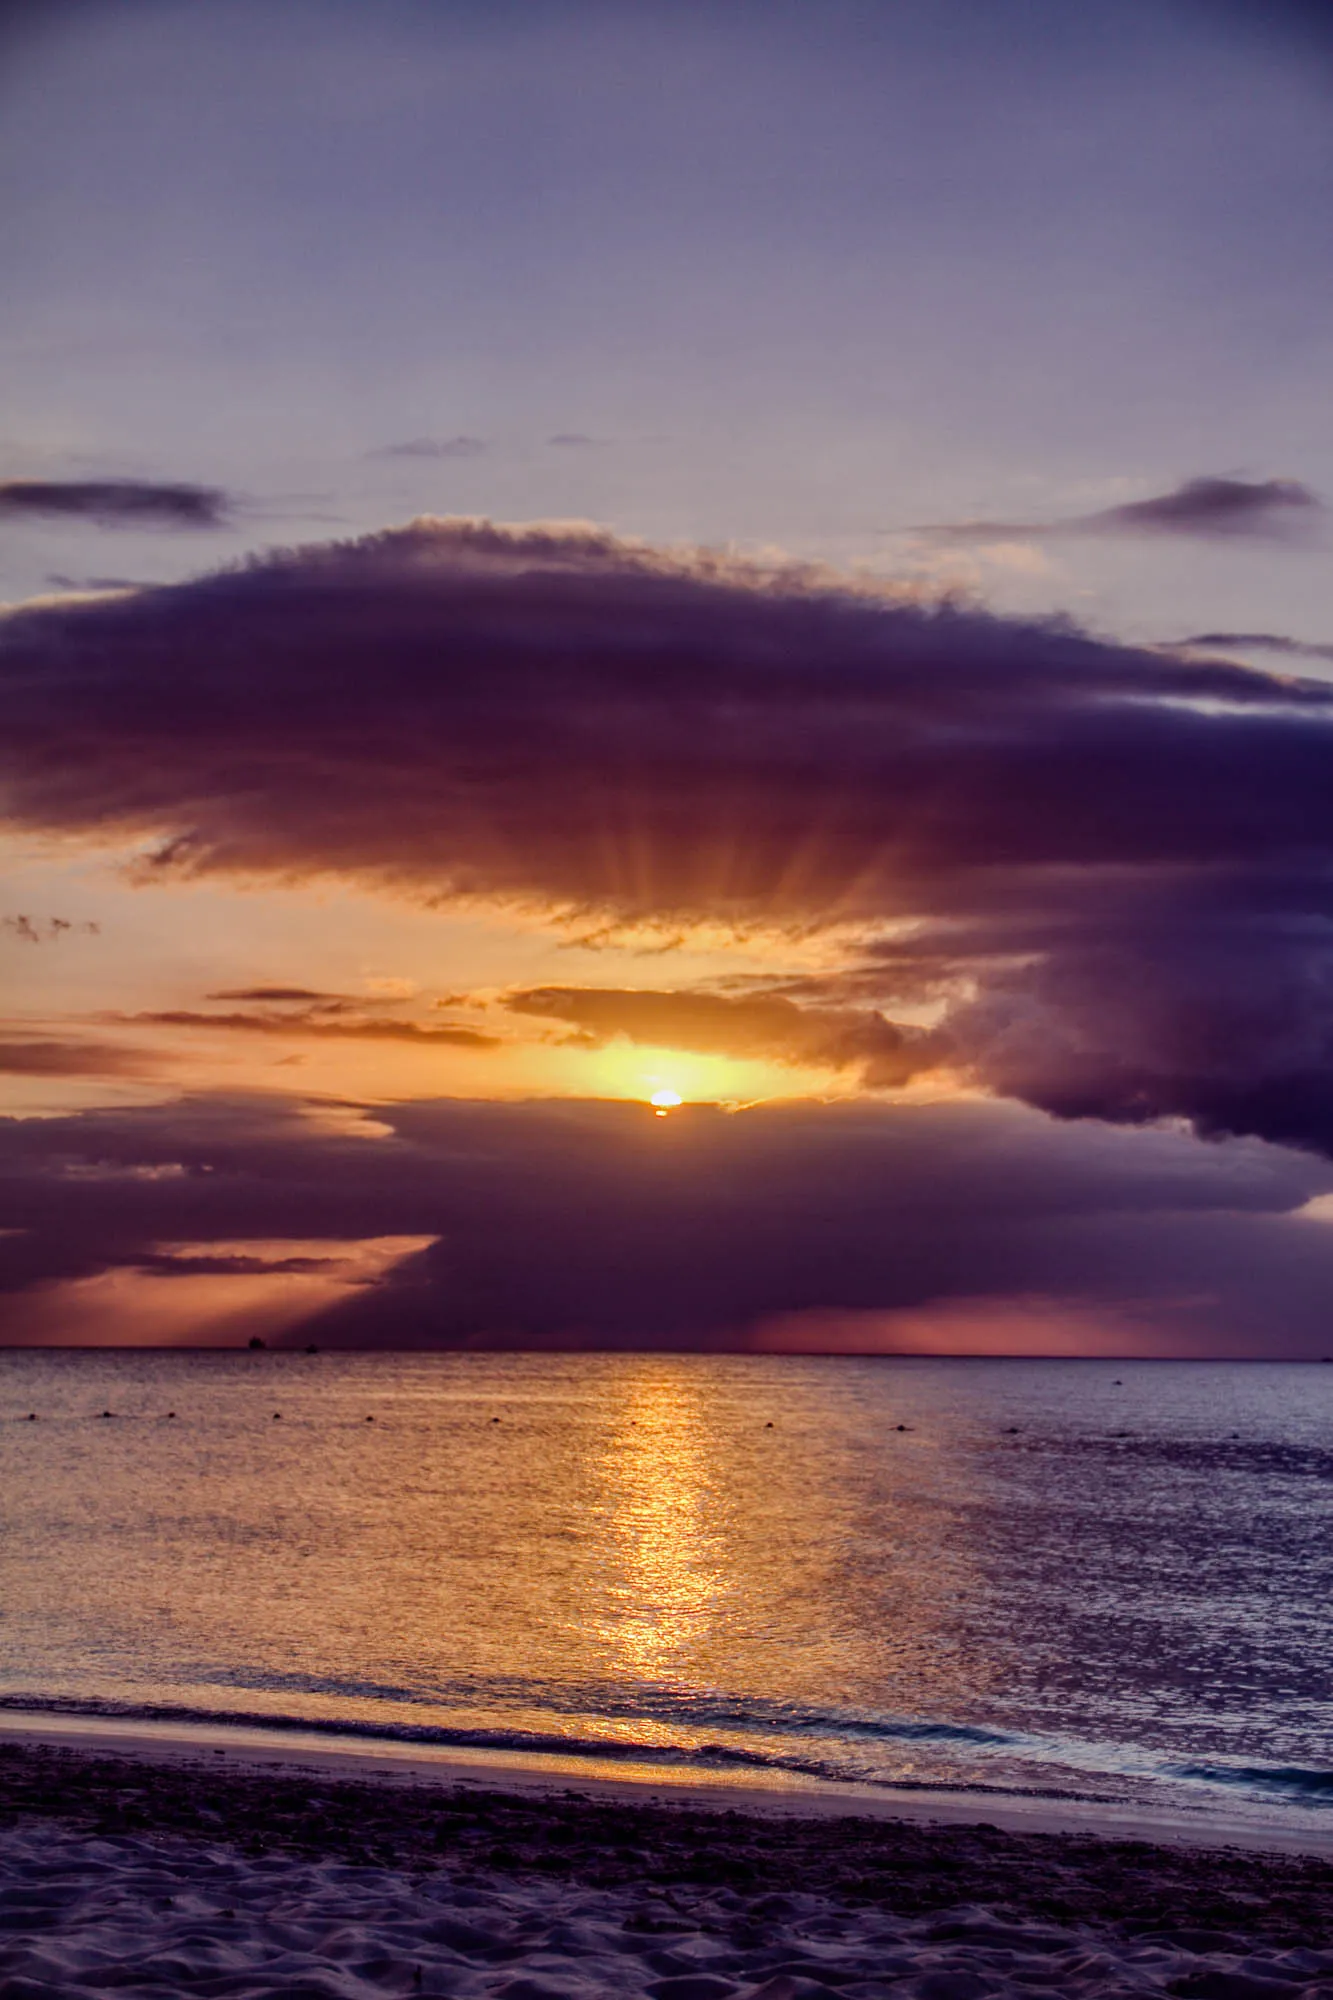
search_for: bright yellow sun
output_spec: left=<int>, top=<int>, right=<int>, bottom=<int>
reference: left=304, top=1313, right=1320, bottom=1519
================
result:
left=649, top=1087, right=683, bottom=1116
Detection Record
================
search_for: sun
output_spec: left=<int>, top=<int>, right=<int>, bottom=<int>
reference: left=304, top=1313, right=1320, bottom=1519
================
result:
left=649, top=1087, right=683, bottom=1117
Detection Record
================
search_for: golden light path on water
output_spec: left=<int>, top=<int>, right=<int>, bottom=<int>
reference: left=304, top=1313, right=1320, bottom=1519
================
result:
left=596, top=1373, right=727, bottom=1684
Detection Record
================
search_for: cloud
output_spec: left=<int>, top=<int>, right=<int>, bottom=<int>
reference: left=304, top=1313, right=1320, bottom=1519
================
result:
left=2, top=1091, right=1332, bottom=1353
left=1182, top=631, right=1333, bottom=664
left=3, top=915, right=99, bottom=943
left=119, top=1008, right=498, bottom=1048
left=547, top=433, right=605, bottom=448
left=505, top=984, right=934, bottom=1086
left=207, top=986, right=357, bottom=1003
left=7, top=516, right=1333, bottom=1154
left=133, top=1248, right=345, bottom=1277
left=0, top=1038, right=154, bottom=1078
left=370, top=437, right=486, bottom=460
left=0, top=479, right=230, bottom=528
left=922, top=477, right=1324, bottom=545
left=1085, top=477, right=1322, bottom=539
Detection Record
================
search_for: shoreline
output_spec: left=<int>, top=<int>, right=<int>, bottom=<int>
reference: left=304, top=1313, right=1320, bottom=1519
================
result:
left=3, top=1708, right=1331, bottom=1859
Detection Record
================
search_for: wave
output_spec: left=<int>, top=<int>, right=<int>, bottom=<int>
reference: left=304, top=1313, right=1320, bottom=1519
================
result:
left=181, top=1669, right=1019, bottom=1751
left=0, top=1690, right=1041, bottom=1795
left=5, top=1690, right=1327, bottom=1814
left=1168, top=1760, right=1333, bottom=1801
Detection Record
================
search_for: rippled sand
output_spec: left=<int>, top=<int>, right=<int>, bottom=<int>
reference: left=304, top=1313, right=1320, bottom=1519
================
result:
left=1, top=1747, right=1331, bottom=2000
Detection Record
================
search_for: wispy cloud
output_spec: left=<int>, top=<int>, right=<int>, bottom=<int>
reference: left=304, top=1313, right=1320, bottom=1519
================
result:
left=0, top=479, right=230, bottom=528
left=118, top=1008, right=497, bottom=1048
left=1181, top=631, right=1333, bottom=664
left=0, top=1037, right=153, bottom=1077
left=369, top=437, right=487, bottom=460
left=207, top=986, right=360, bottom=1004
left=3, top=915, right=100, bottom=944
left=919, top=476, right=1324, bottom=546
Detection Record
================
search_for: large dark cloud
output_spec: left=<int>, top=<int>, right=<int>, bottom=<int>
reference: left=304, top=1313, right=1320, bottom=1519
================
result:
left=3, top=1091, right=1332, bottom=1353
left=923, top=477, right=1324, bottom=545
left=5, top=517, right=1333, bottom=1152
left=0, top=479, right=230, bottom=528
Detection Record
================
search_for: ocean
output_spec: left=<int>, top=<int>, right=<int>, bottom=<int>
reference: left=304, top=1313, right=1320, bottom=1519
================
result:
left=1, top=1351, right=1329, bottom=1830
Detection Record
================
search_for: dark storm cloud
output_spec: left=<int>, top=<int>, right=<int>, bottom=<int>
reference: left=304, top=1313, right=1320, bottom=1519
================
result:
left=6, top=517, right=1333, bottom=1152
left=923, top=477, right=1324, bottom=545
left=2, top=1092, right=1332, bottom=1353
left=0, top=479, right=230, bottom=528
left=505, top=984, right=932, bottom=1086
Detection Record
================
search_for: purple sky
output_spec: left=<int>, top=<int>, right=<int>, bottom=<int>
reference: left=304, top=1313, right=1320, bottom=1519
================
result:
left=3, top=1, right=1333, bottom=1352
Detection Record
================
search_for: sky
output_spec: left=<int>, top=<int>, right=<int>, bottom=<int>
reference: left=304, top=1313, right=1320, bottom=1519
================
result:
left=3, top=0, right=1333, bottom=1352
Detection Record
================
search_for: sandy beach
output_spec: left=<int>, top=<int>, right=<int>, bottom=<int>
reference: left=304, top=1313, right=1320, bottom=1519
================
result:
left=1, top=1734, right=1330, bottom=2000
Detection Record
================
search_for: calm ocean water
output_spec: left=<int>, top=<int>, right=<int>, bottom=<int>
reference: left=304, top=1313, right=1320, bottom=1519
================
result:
left=1, top=1352, right=1329, bottom=1828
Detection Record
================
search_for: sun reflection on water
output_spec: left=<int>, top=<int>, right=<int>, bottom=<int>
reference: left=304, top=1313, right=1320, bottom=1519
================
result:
left=596, top=1373, right=727, bottom=1682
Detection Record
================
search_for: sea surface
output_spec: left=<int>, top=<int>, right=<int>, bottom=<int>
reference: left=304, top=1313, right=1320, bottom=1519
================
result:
left=1, top=1351, right=1330, bottom=1829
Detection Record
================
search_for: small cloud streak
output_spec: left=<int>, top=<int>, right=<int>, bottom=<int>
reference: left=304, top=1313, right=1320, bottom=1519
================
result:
left=0, top=1038, right=154, bottom=1078
left=0, top=479, right=230, bottom=528
left=207, top=986, right=358, bottom=1004
left=3, top=915, right=100, bottom=943
left=119, top=1008, right=498, bottom=1048
left=921, top=476, right=1324, bottom=546
left=1182, top=631, right=1333, bottom=664
left=370, top=437, right=486, bottom=460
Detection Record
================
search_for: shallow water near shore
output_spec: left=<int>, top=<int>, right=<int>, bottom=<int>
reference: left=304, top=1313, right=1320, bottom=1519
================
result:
left=1, top=1352, right=1329, bottom=1831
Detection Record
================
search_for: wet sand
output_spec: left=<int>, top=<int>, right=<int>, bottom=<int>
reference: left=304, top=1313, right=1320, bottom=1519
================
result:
left=1, top=1735, right=1331, bottom=2000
